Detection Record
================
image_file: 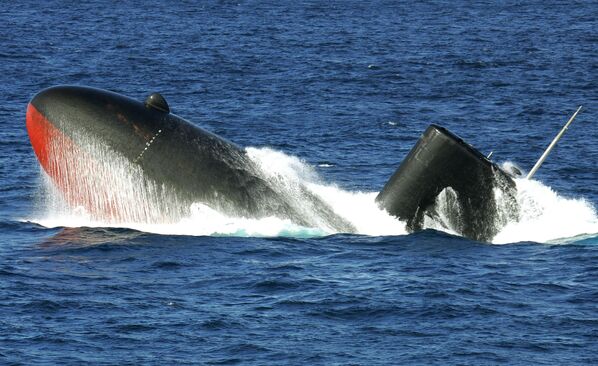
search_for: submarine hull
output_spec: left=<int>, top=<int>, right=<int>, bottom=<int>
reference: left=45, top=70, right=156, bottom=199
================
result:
left=26, top=86, right=354, bottom=231
left=376, top=125, right=518, bottom=242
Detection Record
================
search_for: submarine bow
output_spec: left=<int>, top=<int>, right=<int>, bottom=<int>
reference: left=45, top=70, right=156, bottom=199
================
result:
left=26, top=85, right=355, bottom=232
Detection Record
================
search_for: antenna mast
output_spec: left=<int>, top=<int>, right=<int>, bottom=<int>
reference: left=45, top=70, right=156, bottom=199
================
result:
left=526, top=106, right=583, bottom=180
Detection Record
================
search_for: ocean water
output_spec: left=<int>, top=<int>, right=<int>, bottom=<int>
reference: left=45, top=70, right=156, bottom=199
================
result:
left=1, top=1, right=597, bottom=364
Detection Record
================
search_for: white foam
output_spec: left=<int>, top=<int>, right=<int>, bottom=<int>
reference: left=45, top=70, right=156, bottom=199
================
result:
left=492, top=178, right=598, bottom=244
left=305, top=185, right=407, bottom=236
left=31, top=145, right=406, bottom=238
left=421, top=187, right=461, bottom=236
left=29, top=147, right=597, bottom=243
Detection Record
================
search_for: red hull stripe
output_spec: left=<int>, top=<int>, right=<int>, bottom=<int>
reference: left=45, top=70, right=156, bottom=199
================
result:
left=26, top=103, right=58, bottom=173
left=26, top=103, right=132, bottom=221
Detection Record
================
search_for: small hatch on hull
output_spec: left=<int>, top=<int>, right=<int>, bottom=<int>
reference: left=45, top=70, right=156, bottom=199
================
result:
left=145, top=93, right=170, bottom=113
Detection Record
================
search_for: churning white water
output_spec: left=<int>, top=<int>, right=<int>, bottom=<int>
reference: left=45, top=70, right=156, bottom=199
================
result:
left=492, top=178, right=598, bottom=244
left=31, top=146, right=598, bottom=244
left=32, top=146, right=407, bottom=237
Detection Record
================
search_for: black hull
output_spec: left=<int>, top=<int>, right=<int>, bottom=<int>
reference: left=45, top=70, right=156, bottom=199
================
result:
left=27, top=86, right=354, bottom=232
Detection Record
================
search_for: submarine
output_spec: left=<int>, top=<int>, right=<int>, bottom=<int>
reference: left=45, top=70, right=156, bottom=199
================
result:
left=26, top=86, right=355, bottom=232
left=26, top=85, right=521, bottom=241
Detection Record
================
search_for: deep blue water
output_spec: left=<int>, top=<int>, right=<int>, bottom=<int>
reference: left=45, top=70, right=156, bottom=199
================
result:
left=1, top=1, right=597, bottom=364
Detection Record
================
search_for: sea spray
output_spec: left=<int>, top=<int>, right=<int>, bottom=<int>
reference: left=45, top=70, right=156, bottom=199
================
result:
left=416, top=162, right=598, bottom=244
left=246, top=147, right=407, bottom=236
left=421, top=187, right=462, bottom=236
left=37, top=129, right=189, bottom=224
left=32, top=145, right=406, bottom=237
left=32, top=146, right=598, bottom=243
left=493, top=178, right=598, bottom=244
left=245, top=147, right=355, bottom=233
left=417, top=171, right=519, bottom=241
